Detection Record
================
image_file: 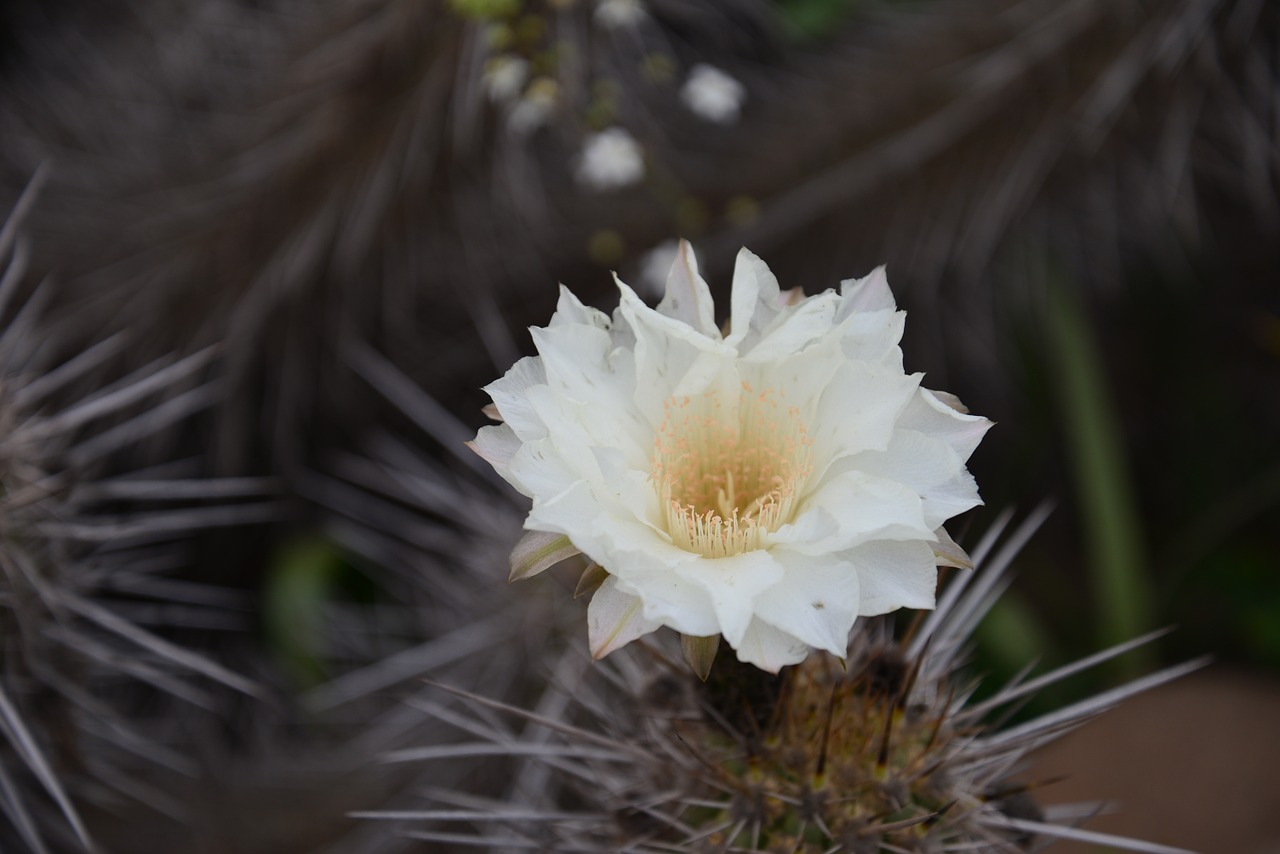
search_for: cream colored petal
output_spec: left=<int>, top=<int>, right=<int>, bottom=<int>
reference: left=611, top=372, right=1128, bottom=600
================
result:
left=852, top=429, right=982, bottom=530
left=655, top=240, right=718, bottom=337
left=725, top=248, right=782, bottom=351
left=617, top=281, right=734, bottom=429
left=810, top=362, right=922, bottom=465
left=531, top=323, right=616, bottom=404
left=846, top=539, right=938, bottom=616
left=899, top=387, right=993, bottom=463
left=507, top=437, right=580, bottom=502
left=733, top=618, right=812, bottom=673
left=483, top=355, right=547, bottom=441
left=839, top=309, right=906, bottom=367
left=588, top=576, right=661, bottom=659
left=771, top=469, right=933, bottom=555
left=932, top=526, right=973, bottom=569
left=549, top=284, right=611, bottom=329
left=527, top=385, right=649, bottom=475
left=741, top=290, right=840, bottom=364
left=467, top=424, right=522, bottom=485
left=754, top=549, right=858, bottom=656
left=837, top=265, right=896, bottom=314
left=676, top=550, right=785, bottom=647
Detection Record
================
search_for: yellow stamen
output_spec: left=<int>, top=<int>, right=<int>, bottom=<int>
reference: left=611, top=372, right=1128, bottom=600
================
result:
left=652, top=384, right=813, bottom=558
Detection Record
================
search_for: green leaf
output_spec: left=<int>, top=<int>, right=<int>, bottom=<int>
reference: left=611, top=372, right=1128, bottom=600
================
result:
left=1047, top=275, right=1152, bottom=672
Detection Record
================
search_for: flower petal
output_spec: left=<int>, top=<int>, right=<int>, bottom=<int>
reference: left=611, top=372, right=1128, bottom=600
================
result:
left=618, top=281, right=733, bottom=427
left=846, top=539, right=939, bottom=616
left=676, top=549, right=785, bottom=647
left=932, top=526, right=973, bottom=569
left=550, top=284, right=612, bottom=330
left=741, top=290, right=841, bottom=364
left=509, top=530, right=580, bottom=582
left=837, top=266, right=896, bottom=313
left=852, top=429, right=982, bottom=529
left=754, top=549, right=858, bottom=656
left=734, top=618, right=811, bottom=673
left=588, top=576, right=661, bottom=659
left=772, top=469, right=933, bottom=554
left=899, top=387, right=993, bottom=463
left=810, top=361, right=921, bottom=464
left=483, top=356, right=548, bottom=441
left=467, top=424, right=521, bottom=481
left=725, top=248, right=782, bottom=351
left=656, top=239, right=717, bottom=337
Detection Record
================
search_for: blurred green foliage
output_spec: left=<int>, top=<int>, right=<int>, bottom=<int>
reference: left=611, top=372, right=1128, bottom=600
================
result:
left=264, top=538, right=346, bottom=689
left=775, top=0, right=855, bottom=41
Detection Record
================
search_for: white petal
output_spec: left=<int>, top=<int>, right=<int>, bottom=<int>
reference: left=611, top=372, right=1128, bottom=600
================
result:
left=742, top=334, right=844, bottom=424
left=531, top=323, right=615, bottom=403
left=507, top=437, right=580, bottom=501
left=527, top=384, right=649, bottom=474
left=676, top=550, right=785, bottom=647
left=588, top=576, right=661, bottom=658
left=733, top=618, right=811, bottom=673
left=741, top=291, right=840, bottom=364
left=753, top=549, right=858, bottom=656
left=899, top=387, right=993, bottom=463
left=932, top=526, right=973, bottom=569
left=617, top=281, right=733, bottom=427
left=725, top=248, right=782, bottom=350
left=839, top=309, right=906, bottom=367
left=525, top=480, right=720, bottom=639
left=846, top=539, right=939, bottom=616
left=772, top=469, right=933, bottom=554
left=467, top=424, right=522, bottom=483
left=853, top=429, right=981, bottom=529
left=837, top=266, right=896, bottom=314
left=550, top=284, right=612, bottom=329
left=483, top=356, right=547, bottom=441
left=810, top=361, right=921, bottom=465
left=655, top=240, right=717, bottom=337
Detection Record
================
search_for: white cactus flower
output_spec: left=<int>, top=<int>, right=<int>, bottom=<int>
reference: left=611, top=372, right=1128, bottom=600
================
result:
left=576, top=127, right=645, bottom=190
left=471, top=243, right=990, bottom=672
left=681, top=64, right=747, bottom=124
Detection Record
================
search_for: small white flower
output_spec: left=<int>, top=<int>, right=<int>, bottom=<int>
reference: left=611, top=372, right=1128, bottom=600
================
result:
left=681, top=64, right=747, bottom=124
left=593, top=0, right=648, bottom=30
left=483, top=55, right=529, bottom=104
left=576, top=127, right=645, bottom=191
left=507, top=77, right=559, bottom=136
left=471, top=243, right=990, bottom=673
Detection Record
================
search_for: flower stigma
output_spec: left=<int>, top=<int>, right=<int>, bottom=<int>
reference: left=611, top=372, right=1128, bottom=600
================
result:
left=653, top=381, right=813, bottom=558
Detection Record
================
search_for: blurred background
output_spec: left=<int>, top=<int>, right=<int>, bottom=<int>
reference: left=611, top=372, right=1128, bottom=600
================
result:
left=0, top=0, right=1276, bottom=851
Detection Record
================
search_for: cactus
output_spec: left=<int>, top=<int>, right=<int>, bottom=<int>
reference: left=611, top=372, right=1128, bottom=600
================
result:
left=363, top=508, right=1202, bottom=853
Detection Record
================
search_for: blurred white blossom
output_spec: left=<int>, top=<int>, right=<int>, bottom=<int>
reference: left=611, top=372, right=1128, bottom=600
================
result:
left=681, top=64, right=747, bottom=124
left=593, top=0, right=647, bottom=30
left=483, top=55, right=529, bottom=103
left=507, top=77, right=559, bottom=135
left=576, top=127, right=645, bottom=190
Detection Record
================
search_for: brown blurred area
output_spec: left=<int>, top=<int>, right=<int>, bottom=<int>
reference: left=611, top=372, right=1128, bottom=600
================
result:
left=1033, top=667, right=1280, bottom=853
